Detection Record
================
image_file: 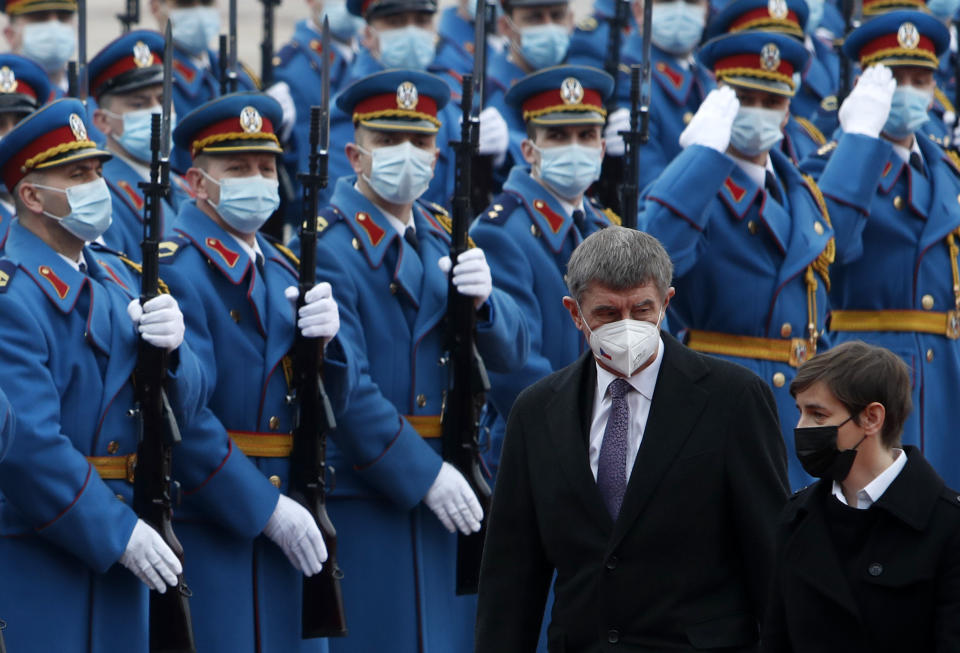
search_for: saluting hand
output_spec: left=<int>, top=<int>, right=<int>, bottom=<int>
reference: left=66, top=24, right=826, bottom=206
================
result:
left=126, top=294, right=185, bottom=352
left=679, top=86, right=740, bottom=153
left=839, top=64, right=897, bottom=138
left=438, top=247, right=493, bottom=310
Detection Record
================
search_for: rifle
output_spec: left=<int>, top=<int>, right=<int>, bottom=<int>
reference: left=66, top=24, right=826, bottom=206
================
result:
left=228, top=0, right=239, bottom=92
left=470, top=0, right=497, bottom=215
left=218, top=34, right=229, bottom=95
left=618, top=0, right=651, bottom=230
left=67, top=0, right=88, bottom=101
left=594, top=0, right=631, bottom=215
left=444, top=69, right=492, bottom=596
left=133, top=23, right=197, bottom=653
left=954, top=18, right=960, bottom=143
left=261, top=0, right=281, bottom=88
left=289, top=17, right=348, bottom=640
left=118, top=0, right=139, bottom=34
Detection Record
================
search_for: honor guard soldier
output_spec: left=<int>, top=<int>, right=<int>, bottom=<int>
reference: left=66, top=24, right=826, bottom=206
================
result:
left=471, top=65, right=620, bottom=474
left=706, top=0, right=836, bottom=162
left=320, top=0, right=509, bottom=209
left=0, top=98, right=207, bottom=652
left=157, top=91, right=353, bottom=653
left=88, top=30, right=190, bottom=260
left=0, top=53, right=52, bottom=247
left=639, top=32, right=863, bottom=489
left=148, top=0, right=258, bottom=120
left=567, top=0, right=634, bottom=71
left=292, top=69, right=528, bottom=653
left=436, top=0, right=500, bottom=77
left=0, top=0, right=76, bottom=95
left=618, top=0, right=714, bottom=189
left=801, top=11, right=960, bottom=490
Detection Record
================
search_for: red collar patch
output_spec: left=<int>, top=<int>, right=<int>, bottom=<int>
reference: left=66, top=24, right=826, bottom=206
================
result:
left=173, top=59, right=196, bottom=83
left=655, top=61, right=684, bottom=90
left=533, top=199, right=565, bottom=233
left=117, top=180, right=144, bottom=211
left=205, top=237, right=241, bottom=268
left=882, top=161, right=893, bottom=177
left=96, top=260, right=130, bottom=290
left=355, top=211, right=385, bottom=247
left=38, top=265, right=69, bottom=299
left=724, top=177, right=747, bottom=203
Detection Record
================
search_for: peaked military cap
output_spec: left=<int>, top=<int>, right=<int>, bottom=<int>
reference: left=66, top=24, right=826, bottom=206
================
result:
left=347, top=0, right=437, bottom=20
left=698, top=31, right=810, bottom=97
left=0, top=54, right=53, bottom=114
left=505, top=64, right=613, bottom=125
left=843, top=10, right=948, bottom=69
left=173, top=92, right=284, bottom=159
left=0, top=0, right=76, bottom=14
left=336, top=69, right=450, bottom=133
left=88, top=30, right=165, bottom=101
left=707, top=0, right=809, bottom=40
left=0, top=98, right=111, bottom=189
left=861, top=0, right=926, bottom=17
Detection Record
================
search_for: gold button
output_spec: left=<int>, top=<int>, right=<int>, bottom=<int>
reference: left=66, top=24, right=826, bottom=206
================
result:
left=389, top=282, right=398, bottom=294
left=352, top=237, right=360, bottom=250
left=780, top=323, right=792, bottom=338
left=416, top=393, right=427, bottom=408
left=229, top=309, right=241, bottom=323
left=683, top=111, right=693, bottom=124
left=814, top=221, right=824, bottom=235
left=747, top=220, right=758, bottom=235
left=893, top=196, right=904, bottom=210
left=268, top=416, right=280, bottom=431
left=922, top=294, right=935, bottom=310
left=772, top=372, right=786, bottom=388
left=269, top=475, right=281, bottom=488
left=107, top=440, right=119, bottom=454
left=494, top=204, right=503, bottom=211
left=530, top=224, right=540, bottom=237
left=116, top=494, right=125, bottom=502
left=927, top=348, right=935, bottom=362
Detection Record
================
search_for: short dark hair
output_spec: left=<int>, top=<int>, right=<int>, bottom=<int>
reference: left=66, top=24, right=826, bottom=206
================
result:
left=790, top=341, right=912, bottom=448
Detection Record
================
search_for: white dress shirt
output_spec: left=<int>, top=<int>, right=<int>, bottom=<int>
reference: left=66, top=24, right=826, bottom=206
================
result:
left=588, top=337, right=665, bottom=481
left=227, top=231, right=264, bottom=267
left=831, top=447, right=907, bottom=509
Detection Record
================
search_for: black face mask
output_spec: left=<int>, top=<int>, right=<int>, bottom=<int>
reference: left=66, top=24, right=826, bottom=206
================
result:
left=794, top=415, right=866, bottom=481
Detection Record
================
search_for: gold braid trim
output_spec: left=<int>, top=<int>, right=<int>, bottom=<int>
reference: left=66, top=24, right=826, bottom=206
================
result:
left=730, top=18, right=803, bottom=36
left=946, top=149, right=960, bottom=175
left=273, top=242, right=300, bottom=267
left=23, top=139, right=97, bottom=172
left=715, top=67, right=795, bottom=91
left=861, top=48, right=938, bottom=68
left=794, top=116, right=826, bottom=146
left=935, top=86, right=957, bottom=115
left=863, top=0, right=925, bottom=14
left=352, top=109, right=441, bottom=128
left=602, top=207, right=622, bottom=226
left=948, top=229, right=960, bottom=312
left=191, top=131, right=280, bottom=157
left=433, top=212, right=476, bottom=248
left=801, top=173, right=834, bottom=292
left=116, top=254, right=170, bottom=295
left=523, top=104, right=608, bottom=122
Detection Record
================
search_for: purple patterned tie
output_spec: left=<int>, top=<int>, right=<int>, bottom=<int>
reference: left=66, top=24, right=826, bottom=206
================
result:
left=597, top=378, right=631, bottom=519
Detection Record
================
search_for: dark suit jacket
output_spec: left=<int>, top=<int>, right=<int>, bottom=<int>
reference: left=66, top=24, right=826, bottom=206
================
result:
left=475, top=333, right=790, bottom=653
left=761, top=447, right=960, bottom=653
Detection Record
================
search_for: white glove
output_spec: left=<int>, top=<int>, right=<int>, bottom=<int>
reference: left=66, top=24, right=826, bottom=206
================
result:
left=119, top=519, right=182, bottom=593
left=603, top=107, right=631, bottom=157
left=127, top=294, right=185, bottom=352
left=437, top=247, right=492, bottom=308
left=284, top=283, right=340, bottom=341
left=423, top=461, right=483, bottom=535
left=839, top=64, right=896, bottom=138
left=265, top=81, right=297, bottom=142
left=263, top=494, right=328, bottom=577
left=478, top=106, right=509, bottom=163
left=679, top=86, right=740, bottom=152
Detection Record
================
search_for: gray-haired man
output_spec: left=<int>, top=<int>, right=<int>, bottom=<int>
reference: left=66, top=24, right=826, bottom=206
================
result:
left=475, top=227, right=790, bottom=652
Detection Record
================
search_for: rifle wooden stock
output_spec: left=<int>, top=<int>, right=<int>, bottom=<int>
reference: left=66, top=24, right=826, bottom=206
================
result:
left=134, top=114, right=196, bottom=653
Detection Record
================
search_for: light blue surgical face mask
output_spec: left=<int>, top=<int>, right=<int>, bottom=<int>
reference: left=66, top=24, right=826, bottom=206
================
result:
left=650, top=1, right=705, bottom=55
left=517, top=22, right=570, bottom=69
left=730, top=106, right=785, bottom=157
left=377, top=25, right=437, bottom=69
left=804, top=0, right=824, bottom=32
left=169, top=7, right=221, bottom=56
left=359, top=141, right=435, bottom=204
left=22, top=20, right=76, bottom=73
left=883, top=85, right=932, bottom=140
left=533, top=142, right=603, bottom=199
left=927, top=0, right=960, bottom=19
left=323, top=0, right=365, bottom=41
left=103, top=108, right=177, bottom=164
left=34, top=178, right=113, bottom=242
left=202, top=171, right=280, bottom=234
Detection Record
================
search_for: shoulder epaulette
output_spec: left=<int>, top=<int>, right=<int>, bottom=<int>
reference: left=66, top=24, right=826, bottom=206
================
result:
left=794, top=116, right=827, bottom=146
left=588, top=196, right=622, bottom=226
left=114, top=252, right=171, bottom=295
left=315, top=207, right=344, bottom=239
left=427, top=201, right=449, bottom=217
left=481, top=193, right=521, bottom=226
left=816, top=140, right=837, bottom=157
left=88, top=241, right=125, bottom=257
left=935, top=86, right=956, bottom=115
left=262, top=233, right=301, bottom=268
left=241, top=61, right=262, bottom=90
left=801, top=173, right=834, bottom=291
left=0, top=259, right=16, bottom=293
left=158, top=234, right=191, bottom=262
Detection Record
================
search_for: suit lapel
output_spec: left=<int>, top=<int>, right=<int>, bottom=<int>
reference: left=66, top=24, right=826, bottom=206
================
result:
left=610, top=336, right=709, bottom=549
